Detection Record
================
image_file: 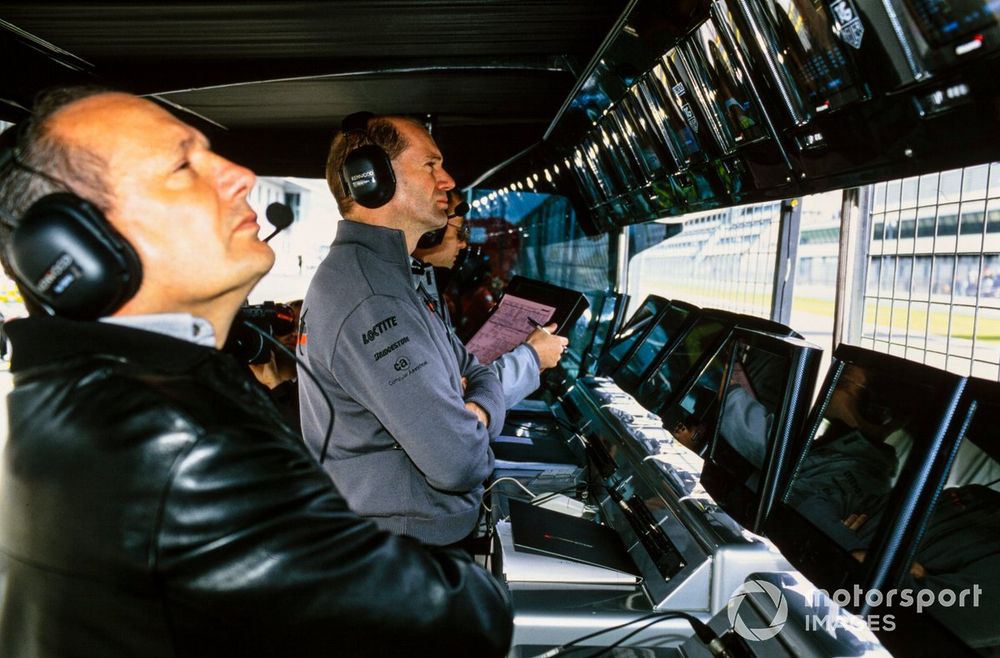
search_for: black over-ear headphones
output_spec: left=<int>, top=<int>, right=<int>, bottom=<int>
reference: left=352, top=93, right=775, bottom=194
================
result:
left=0, top=125, right=142, bottom=320
left=416, top=200, right=471, bottom=249
left=338, top=111, right=396, bottom=209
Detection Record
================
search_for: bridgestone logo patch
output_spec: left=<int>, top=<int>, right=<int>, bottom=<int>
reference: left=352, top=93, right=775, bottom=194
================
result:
left=374, top=336, right=410, bottom=361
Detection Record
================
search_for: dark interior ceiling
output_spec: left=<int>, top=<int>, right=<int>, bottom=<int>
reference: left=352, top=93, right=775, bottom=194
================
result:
left=0, top=1, right=627, bottom=184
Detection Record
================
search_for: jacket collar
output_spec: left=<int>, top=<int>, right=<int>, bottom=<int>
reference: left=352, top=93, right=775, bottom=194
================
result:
left=335, top=219, right=411, bottom=271
left=5, top=315, right=218, bottom=375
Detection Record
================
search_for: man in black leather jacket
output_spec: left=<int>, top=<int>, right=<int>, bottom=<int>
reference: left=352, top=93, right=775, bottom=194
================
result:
left=0, top=88, right=513, bottom=657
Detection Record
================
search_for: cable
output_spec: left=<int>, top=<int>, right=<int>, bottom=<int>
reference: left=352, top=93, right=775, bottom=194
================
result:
left=528, top=611, right=729, bottom=658
left=529, top=485, right=584, bottom=507
left=579, top=616, right=686, bottom=658
left=484, top=476, right=537, bottom=498
left=242, top=321, right=336, bottom=464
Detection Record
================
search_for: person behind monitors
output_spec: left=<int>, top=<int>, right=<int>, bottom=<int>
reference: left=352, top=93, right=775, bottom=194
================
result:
left=0, top=89, right=512, bottom=658
left=411, top=189, right=568, bottom=409
left=299, top=112, right=505, bottom=547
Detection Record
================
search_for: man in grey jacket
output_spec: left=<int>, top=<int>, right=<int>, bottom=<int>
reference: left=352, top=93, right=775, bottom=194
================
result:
left=299, top=114, right=505, bottom=546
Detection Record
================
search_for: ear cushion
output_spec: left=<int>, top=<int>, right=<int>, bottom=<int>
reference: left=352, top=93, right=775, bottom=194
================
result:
left=417, top=227, right=446, bottom=249
left=340, top=143, right=396, bottom=209
left=7, top=192, right=142, bottom=320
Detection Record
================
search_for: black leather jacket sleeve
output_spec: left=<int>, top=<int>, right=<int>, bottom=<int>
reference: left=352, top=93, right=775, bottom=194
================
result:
left=155, top=422, right=512, bottom=657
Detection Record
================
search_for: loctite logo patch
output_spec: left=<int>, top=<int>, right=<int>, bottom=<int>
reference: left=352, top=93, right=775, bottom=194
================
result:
left=361, top=316, right=398, bottom=345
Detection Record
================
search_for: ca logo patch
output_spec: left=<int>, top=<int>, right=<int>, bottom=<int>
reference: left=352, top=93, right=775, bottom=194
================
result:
left=393, top=357, right=410, bottom=371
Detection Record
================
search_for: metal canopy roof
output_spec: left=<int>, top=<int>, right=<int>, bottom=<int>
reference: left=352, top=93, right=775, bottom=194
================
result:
left=0, top=1, right=626, bottom=183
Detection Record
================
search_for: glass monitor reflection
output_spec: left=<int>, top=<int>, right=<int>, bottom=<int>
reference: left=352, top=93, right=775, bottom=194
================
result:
left=570, top=150, right=606, bottom=208
left=637, top=58, right=704, bottom=169
left=618, top=93, right=672, bottom=180
left=596, top=295, right=671, bottom=377
left=682, top=15, right=769, bottom=152
left=696, top=329, right=822, bottom=531
left=765, top=345, right=967, bottom=598
left=744, top=0, right=870, bottom=120
left=900, top=0, right=1000, bottom=49
left=625, top=84, right=683, bottom=176
left=637, top=309, right=797, bottom=416
left=612, top=301, right=698, bottom=397
left=641, top=311, right=734, bottom=418
left=599, top=116, right=646, bottom=188
left=575, top=291, right=628, bottom=379
left=877, top=377, right=1000, bottom=655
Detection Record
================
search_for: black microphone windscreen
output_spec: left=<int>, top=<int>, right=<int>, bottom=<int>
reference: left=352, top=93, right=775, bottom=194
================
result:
left=448, top=201, right=470, bottom=219
left=265, top=202, right=294, bottom=230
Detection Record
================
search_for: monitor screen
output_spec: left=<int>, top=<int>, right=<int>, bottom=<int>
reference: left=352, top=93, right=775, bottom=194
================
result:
left=625, top=84, right=682, bottom=176
left=901, top=0, right=1000, bottom=49
left=633, top=308, right=797, bottom=413
left=569, top=150, right=606, bottom=208
left=764, top=345, right=967, bottom=597
left=596, top=295, right=671, bottom=377
left=872, top=376, right=1000, bottom=655
left=637, top=312, right=734, bottom=414
left=583, top=131, right=634, bottom=196
left=618, top=93, right=672, bottom=180
left=698, top=329, right=822, bottom=531
left=598, top=116, right=646, bottom=189
left=577, top=139, right=615, bottom=202
left=636, top=57, right=705, bottom=169
left=743, top=0, right=869, bottom=119
left=681, top=16, right=770, bottom=152
left=573, top=291, right=628, bottom=379
left=612, top=301, right=698, bottom=398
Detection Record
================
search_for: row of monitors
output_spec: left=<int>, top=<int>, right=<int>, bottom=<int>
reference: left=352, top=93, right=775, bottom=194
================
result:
left=588, top=293, right=999, bottom=656
left=566, top=0, right=1000, bottom=215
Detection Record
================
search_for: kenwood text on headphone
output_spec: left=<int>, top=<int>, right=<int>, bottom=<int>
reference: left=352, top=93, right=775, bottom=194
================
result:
left=0, top=124, right=142, bottom=320
left=338, top=111, right=397, bottom=209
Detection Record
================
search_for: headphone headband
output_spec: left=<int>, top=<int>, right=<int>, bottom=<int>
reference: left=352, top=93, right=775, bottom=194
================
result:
left=341, top=111, right=374, bottom=134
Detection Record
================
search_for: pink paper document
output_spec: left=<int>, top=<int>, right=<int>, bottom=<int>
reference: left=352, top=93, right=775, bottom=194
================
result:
left=466, top=294, right=556, bottom=364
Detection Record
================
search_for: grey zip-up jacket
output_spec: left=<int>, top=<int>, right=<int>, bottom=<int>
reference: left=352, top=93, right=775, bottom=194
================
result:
left=299, top=220, right=504, bottom=546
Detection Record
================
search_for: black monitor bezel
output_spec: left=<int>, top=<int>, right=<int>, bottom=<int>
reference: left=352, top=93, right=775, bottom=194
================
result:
left=575, top=290, right=629, bottom=379
left=763, top=343, right=968, bottom=604
left=866, top=376, right=1000, bottom=656
left=633, top=306, right=798, bottom=413
left=698, top=327, right=823, bottom=533
left=610, top=299, right=702, bottom=396
left=595, top=294, right=672, bottom=377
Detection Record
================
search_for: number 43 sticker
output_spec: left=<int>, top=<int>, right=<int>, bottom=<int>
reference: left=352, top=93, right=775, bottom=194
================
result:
left=829, top=0, right=865, bottom=49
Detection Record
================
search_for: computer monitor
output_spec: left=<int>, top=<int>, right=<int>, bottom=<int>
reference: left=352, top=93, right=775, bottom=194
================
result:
left=637, top=308, right=798, bottom=415
left=697, top=328, right=822, bottom=532
left=634, top=309, right=734, bottom=415
left=592, top=292, right=630, bottom=367
left=681, top=14, right=771, bottom=154
left=595, top=294, right=671, bottom=377
left=572, top=291, right=629, bottom=379
left=611, top=300, right=700, bottom=397
left=867, top=376, right=1000, bottom=656
left=763, top=344, right=967, bottom=600
left=735, top=0, right=870, bottom=123
left=896, top=0, right=1000, bottom=70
